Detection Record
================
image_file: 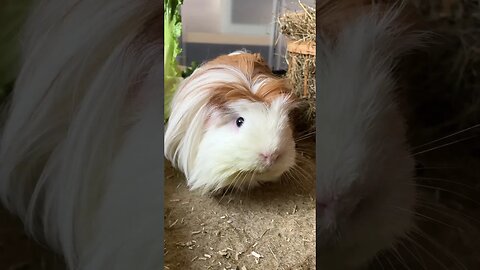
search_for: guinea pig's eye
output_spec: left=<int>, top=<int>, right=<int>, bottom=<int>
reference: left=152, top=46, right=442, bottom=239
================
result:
left=236, top=117, right=244, bottom=127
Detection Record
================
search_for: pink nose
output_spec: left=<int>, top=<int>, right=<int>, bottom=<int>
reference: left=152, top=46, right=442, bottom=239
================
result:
left=259, top=152, right=279, bottom=166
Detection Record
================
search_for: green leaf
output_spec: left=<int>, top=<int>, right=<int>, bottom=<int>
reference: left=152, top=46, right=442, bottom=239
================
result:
left=182, top=61, right=199, bottom=78
left=164, top=0, right=184, bottom=122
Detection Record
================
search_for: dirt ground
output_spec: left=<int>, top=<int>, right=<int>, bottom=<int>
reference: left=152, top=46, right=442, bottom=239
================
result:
left=163, top=140, right=317, bottom=270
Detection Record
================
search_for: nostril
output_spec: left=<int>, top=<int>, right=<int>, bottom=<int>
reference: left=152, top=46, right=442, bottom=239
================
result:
left=259, top=152, right=280, bottom=166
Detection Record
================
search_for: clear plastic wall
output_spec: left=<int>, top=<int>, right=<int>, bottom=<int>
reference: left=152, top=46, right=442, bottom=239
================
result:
left=180, top=0, right=315, bottom=71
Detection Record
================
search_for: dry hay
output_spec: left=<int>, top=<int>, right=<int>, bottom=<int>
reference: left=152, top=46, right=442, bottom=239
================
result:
left=278, top=2, right=315, bottom=42
left=279, top=2, right=316, bottom=131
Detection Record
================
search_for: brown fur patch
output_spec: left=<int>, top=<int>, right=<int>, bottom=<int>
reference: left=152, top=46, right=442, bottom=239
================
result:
left=201, top=53, right=296, bottom=108
left=206, top=52, right=271, bottom=77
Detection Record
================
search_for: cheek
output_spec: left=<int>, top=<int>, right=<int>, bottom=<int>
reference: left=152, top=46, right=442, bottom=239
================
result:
left=206, top=116, right=240, bottom=134
left=282, top=127, right=294, bottom=142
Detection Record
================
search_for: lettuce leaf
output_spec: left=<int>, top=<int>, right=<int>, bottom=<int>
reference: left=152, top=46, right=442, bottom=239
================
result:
left=164, top=0, right=183, bottom=122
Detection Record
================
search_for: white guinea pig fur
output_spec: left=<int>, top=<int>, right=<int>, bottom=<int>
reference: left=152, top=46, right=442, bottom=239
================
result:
left=164, top=52, right=299, bottom=195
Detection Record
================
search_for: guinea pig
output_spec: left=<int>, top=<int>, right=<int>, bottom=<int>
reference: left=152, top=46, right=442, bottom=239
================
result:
left=164, top=51, right=298, bottom=195
left=316, top=2, right=423, bottom=269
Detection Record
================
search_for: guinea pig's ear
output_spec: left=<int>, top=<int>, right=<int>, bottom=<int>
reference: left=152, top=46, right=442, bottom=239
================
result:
left=204, top=109, right=220, bottom=129
left=283, top=93, right=302, bottom=114
left=204, top=106, right=232, bottom=129
left=252, top=53, right=267, bottom=65
left=287, top=95, right=301, bottom=110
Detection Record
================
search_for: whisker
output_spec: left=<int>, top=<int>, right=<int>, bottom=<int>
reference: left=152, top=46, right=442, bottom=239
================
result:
left=240, top=171, right=250, bottom=193
left=232, top=171, right=245, bottom=194
left=285, top=167, right=304, bottom=192
left=403, top=233, right=450, bottom=270
left=238, top=172, right=250, bottom=200
left=219, top=171, right=242, bottom=203
left=415, top=198, right=480, bottom=228
left=294, top=144, right=315, bottom=152
left=412, top=123, right=480, bottom=151
left=248, top=172, right=256, bottom=194
left=393, top=206, right=458, bottom=229
left=415, top=177, right=479, bottom=191
left=282, top=170, right=295, bottom=187
left=293, top=162, right=313, bottom=179
left=411, top=228, right=468, bottom=270
left=410, top=183, right=480, bottom=207
left=383, top=252, right=398, bottom=270
left=295, top=152, right=315, bottom=163
left=295, top=131, right=315, bottom=140
left=412, top=135, right=477, bottom=156
left=391, top=245, right=411, bottom=270
left=375, top=254, right=386, bottom=270
left=295, top=134, right=316, bottom=143
left=290, top=165, right=313, bottom=193
left=415, top=166, right=460, bottom=170
left=397, top=238, right=428, bottom=270
left=294, top=152, right=314, bottom=160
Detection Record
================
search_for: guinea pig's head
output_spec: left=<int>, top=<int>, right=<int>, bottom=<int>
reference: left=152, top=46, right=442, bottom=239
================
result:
left=164, top=51, right=297, bottom=194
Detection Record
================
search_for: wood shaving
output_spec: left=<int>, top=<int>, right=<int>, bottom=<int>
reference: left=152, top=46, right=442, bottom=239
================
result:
left=168, top=219, right=178, bottom=228
left=251, top=251, right=263, bottom=259
left=268, top=246, right=279, bottom=262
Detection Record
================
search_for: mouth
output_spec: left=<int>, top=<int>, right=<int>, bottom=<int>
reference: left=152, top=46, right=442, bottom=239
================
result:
left=228, top=167, right=285, bottom=187
left=227, top=152, right=295, bottom=188
left=254, top=165, right=272, bottom=174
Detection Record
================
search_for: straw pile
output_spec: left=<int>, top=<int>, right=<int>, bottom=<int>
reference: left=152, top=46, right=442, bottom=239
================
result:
left=279, top=2, right=316, bottom=131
